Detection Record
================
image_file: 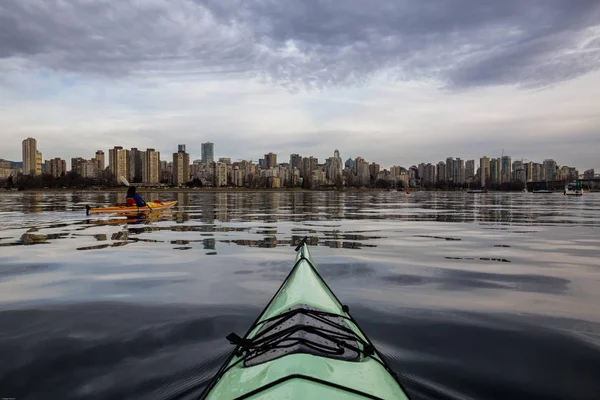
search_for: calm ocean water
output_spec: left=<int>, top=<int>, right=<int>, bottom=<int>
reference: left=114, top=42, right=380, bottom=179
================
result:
left=0, top=190, right=599, bottom=400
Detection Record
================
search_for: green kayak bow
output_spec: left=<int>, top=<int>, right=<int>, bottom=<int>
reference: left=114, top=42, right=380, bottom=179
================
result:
left=200, top=237, right=410, bottom=399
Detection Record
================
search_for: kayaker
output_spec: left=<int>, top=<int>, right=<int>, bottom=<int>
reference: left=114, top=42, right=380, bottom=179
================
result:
left=125, top=186, right=147, bottom=207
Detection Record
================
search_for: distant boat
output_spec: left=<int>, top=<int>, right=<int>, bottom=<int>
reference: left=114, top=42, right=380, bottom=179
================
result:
left=467, top=188, right=488, bottom=193
left=532, top=189, right=553, bottom=194
left=564, top=181, right=583, bottom=196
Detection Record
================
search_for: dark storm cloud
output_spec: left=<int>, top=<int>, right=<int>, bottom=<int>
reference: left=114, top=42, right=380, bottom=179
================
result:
left=1, top=0, right=599, bottom=88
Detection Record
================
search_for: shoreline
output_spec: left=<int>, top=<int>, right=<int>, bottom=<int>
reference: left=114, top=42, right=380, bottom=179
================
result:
left=7, top=187, right=597, bottom=193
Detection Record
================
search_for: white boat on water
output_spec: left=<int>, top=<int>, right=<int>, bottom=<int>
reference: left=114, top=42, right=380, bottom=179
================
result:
left=564, top=181, right=584, bottom=196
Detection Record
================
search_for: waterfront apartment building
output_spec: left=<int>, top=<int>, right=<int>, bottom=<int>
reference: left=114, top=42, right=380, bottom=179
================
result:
left=480, top=156, right=490, bottom=187
left=173, top=148, right=190, bottom=186
left=95, top=150, right=105, bottom=173
left=501, top=156, right=512, bottom=183
left=290, top=154, right=303, bottom=171
left=437, top=161, right=446, bottom=183
left=36, top=151, right=43, bottom=175
left=44, top=158, right=67, bottom=178
left=128, top=148, right=143, bottom=183
left=543, top=159, right=557, bottom=181
left=264, top=152, right=277, bottom=169
left=490, top=158, right=500, bottom=184
left=454, top=158, right=465, bottom=184
left=214, top=162, right=228, bottom=187
left=22, top=138, right=37, bottom=176
left=526, top=162, right=534, bottom=182
left=109, top=146, right=128, bottom=180
left=465, top=160, right=475, bottom=182
left=142, top=149, right=160, bottom=184
left=201, top=142, right=214, bottom=165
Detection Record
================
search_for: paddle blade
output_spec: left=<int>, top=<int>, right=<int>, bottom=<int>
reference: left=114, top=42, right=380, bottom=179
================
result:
left=118, top=176, right=130, bottom=187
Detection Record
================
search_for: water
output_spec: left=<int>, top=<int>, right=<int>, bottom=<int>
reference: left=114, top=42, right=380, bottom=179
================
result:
left=1, top=190, right=599, bottom=400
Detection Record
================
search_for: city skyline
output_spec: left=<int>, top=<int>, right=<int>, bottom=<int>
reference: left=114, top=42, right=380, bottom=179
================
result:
left=1, top=1, right=599, bottom=170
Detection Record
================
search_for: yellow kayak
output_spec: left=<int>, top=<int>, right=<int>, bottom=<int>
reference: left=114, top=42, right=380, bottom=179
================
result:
left=86, top=201, right=177, bottom=215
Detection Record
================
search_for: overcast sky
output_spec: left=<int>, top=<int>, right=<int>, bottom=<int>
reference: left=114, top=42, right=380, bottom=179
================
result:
left=1, top=0, right=599, bottom=170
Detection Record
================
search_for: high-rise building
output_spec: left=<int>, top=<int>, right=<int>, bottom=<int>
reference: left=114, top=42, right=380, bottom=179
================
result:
left=369, top=162, right=380, bottom=178
left=501, top=156, right=512, bottom=183
left=201, top=142, right=214, bottom=165
left=71, top=157, right=97, bottom=178
left=512, top=160, right=525, bottom=183
left=526, top=161, right=534, bottom=182
left=178, top=144, right=186, bottom=153
left=445, top=157, right=454, bottom=183
left=71, top=157, right=86, bottom=174
left=454, top=158, right=465, bottom=184
left=437, top=161, right=446, bottom=183
left=354, top=157, right=370, bottom=186
left=35, top=151, right=43, bottom=175
left=345, top=158, right=355, bottom=170
left=490, top=158, right=500, bottom=184
left=423, top=163, right=436, bottom=185
left=22, top=138, right=37, bottom=176
left=95, top=150, right=105, bottom=172
left=214, top=162, right=228, bottom=187
left=290, top=154, right=303, bottom=171
left=44, top=158, right=67, bottom=178
left=543, top=159, right=557, bottom=182
left=218, top=157, right=231, bottom=164
left=264, top=153, right=277, bottom=169
left=480, top=157, right=490, bottom=187
left=325, top=156, right=343, bottom=183
left=302, top=156, right=318, bottom=178
left=142, top=149, right=160, bottom=184
left=127, top=148, right=143, bottom=183
left=465, top=160, right=475, bottom=182
left=108, top=146, right=128, bottom=180
left=532, top=163, right=544, bottom=182
left=173, top=148, right=190, bottom=186
left=334, top=149, right=340, bottom=159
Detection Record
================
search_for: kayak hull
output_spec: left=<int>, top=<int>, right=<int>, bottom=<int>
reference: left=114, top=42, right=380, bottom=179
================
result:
left=202, top=243, right=408, bottom=400
left=86, top=200, right=177, bottom=215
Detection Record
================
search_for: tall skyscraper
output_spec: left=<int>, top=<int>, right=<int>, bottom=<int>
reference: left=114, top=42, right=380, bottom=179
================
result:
left=35, top=151, right=43, bottom=175
left=465, top=160, right=475, bottom=182
left=445, top=157, right=454, bottom=183
left=22, top=138, right=37, bottom=175
left=264, top=153, right=277, bottom=169
left=108, top=146, right=128, bottom=180
left=143, top=149, right=160, bottom=184
left=480, top=157, right=490, bottom=187
left=201, top=142, right=214, bottom=165
left=436, top=161, right=446, bottom=183
left=303, top=156, right=318, bottom=178
left=290, top=154, right=303, bottom=171
left=526, top=161, right=534, bottom=182
left=128, top=148, right=143, bottom=183
left=501, top=156, right=512, bottom=183
left=454, top=158, right=465, bottom=184
left=490, top=158, right=501, bottom=184
left=543, top=159, right=557, bottom=181
left=512, top=160, right=525, bottom=183
left=173, top=147, right=190, bottom=186
left=95, top=150, right=105, bottom=173
left=345, top=158, right=355, bottom=170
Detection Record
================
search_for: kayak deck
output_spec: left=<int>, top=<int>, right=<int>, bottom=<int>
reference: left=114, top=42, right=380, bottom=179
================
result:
left=201, top=239, right=409, bottom=400
left=86, top=200, right=177, bottom=215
